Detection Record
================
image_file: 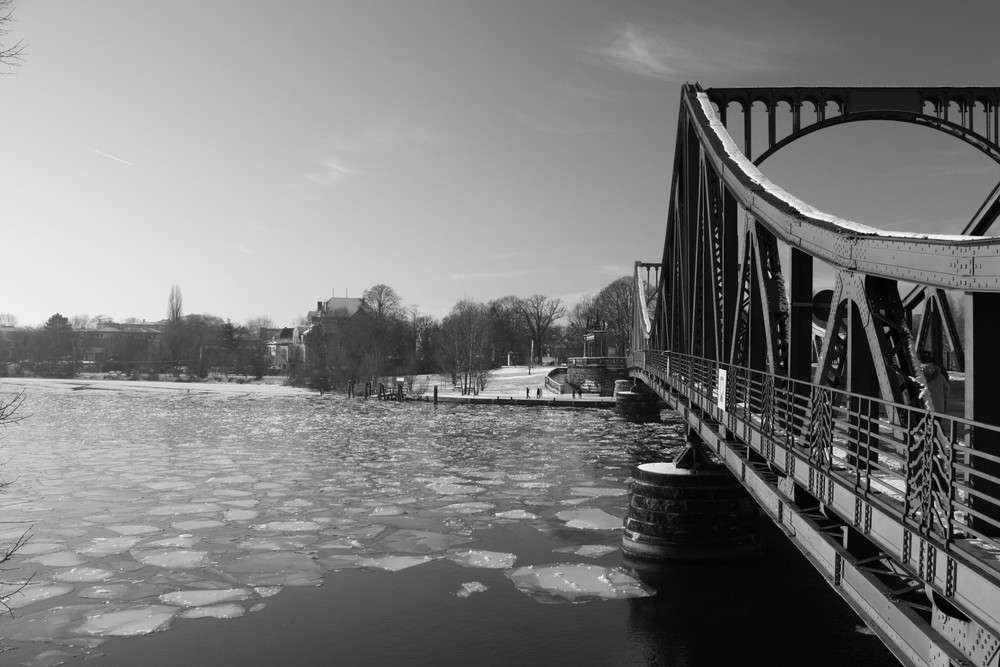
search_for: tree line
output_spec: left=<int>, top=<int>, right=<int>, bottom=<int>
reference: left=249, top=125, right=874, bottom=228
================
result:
left=0, top=275, right=643, bottom=386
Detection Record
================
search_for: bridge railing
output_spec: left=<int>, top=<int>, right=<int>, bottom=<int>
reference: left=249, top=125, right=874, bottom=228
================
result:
left=632, top=349, right=1000, bottom=551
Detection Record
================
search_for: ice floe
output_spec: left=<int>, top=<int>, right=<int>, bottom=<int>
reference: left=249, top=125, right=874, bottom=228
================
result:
left=77, top=583, right=163, bottom=601
left=321, top=554, right=435, bottom=572
left=505, top=563, right=655, bottom=603
left=1, top=583, right=74, bottom=609
left=445, top=549, right=517, bottom=569
left=77, top=537, right=143, bottom=556
left=159, top=588, right=252, bottom=606
left=254, top=520, right=323, bottom=532
left=379, top=529, right=475, bottom=554
left=225, top=553, right=324, bottom=586
left=553, top=544, right=619, bottom=558
left=25, top=551, right=86, bottom=567
left=75, top=604, right=177, bottom=636
left=554, top=508, right=623, bottom=530
left=132, top=549, right=212, bottom=569
left=495, top=509, right=539, bottom=520
left=53, top=567, right=115, bottom=583
left=178, top=603, right=246, bottom=619
left=455, top=581, right=488, bottom=598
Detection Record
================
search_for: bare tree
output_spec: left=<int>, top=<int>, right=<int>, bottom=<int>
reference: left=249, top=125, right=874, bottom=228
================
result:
left=0, top=388, right=29, bottom=615
left=69, top=314, right=92, bottom=329
left=488, top=295, right=528, bottom=365
left=566, top=295, right=598, bottom=356
left=437, top=299, right=493, bottom=394
left=594, top=277, right=634, bottom=356
left=244, top=315, right=275, bottom=335
left=0, top=0, right=25, bottom=70
left=515, top=295, right=565, bottom=364
left=362, top=284, right=404, bottom=320
left=0, top=313, right=16, bottom=327
left=167, top=285, right=183, bottom=323
left=593, top=275, right=655, bottom=356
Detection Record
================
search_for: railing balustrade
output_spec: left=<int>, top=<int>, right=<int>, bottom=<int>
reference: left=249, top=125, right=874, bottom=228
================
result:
left=567, top=356, right=627, bottom=367
left=631, top=349, right=1000, bottom=551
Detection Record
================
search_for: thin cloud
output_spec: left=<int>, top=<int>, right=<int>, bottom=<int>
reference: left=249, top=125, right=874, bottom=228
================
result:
left=303, top=155, right=362, bottom=185
left=587, top=20, right=806, bottom=82
left=514, top=110, right=631, bottom=135
left=489, top=250, right=536, bottom=261
left=449, top=269, right=540, bottom=281
left=303, top=120, right=452, bottom=187
left=592, top=264, right=632, bottom=277
left=83, top=146, right=133, bottom=166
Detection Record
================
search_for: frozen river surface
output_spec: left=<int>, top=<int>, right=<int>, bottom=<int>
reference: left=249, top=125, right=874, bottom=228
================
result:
left=0, top=379, right=897, bottom=666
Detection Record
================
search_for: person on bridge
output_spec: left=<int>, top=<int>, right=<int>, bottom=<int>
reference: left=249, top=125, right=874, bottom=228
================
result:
left=919, top=350, right=950, bottom=412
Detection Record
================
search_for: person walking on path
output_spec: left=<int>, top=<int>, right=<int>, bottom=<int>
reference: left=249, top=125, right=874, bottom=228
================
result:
left=919, top=350, right=950, bottom=412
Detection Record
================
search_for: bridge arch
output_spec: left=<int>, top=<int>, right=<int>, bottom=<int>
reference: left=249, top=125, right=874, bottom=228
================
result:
left=751, top=111, right=1000, bottom=168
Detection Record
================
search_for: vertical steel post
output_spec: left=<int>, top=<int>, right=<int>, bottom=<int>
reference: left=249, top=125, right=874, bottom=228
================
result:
left=789, top=249, right=814, bottom=382
left=848, top=302, right=880, bottom=466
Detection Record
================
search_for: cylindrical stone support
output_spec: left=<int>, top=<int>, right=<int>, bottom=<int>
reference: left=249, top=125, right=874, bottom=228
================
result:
left=615, top=390, right=661, bottom=422
left=622, top=462, right=761, bottom=561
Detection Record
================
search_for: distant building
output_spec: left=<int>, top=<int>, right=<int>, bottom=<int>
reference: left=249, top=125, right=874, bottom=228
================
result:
left=0, top=326, right=29, bottom=367
left=77, top=321, right=163, bottom=369
left=307, top=296, right=363, bottom=321
left=266, top=326, right=307, bottom=372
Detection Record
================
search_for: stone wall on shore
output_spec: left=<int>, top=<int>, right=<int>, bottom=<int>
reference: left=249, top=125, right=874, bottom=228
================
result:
left=566, top=365, right=630, bottom=396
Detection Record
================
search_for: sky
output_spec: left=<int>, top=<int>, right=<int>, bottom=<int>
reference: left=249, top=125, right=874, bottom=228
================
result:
left=3, top=0, right=1000, bottom=327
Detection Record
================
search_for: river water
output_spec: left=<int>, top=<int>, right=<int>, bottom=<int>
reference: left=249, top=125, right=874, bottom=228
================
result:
left=0, top=379, right=897, bottom=666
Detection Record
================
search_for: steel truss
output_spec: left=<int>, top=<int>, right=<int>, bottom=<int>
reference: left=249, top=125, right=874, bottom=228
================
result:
left=634, top=83, right=1000, bottom=667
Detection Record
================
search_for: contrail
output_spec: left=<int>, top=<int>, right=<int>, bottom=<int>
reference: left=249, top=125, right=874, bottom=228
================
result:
left=84, top=146, right=134, bottom=166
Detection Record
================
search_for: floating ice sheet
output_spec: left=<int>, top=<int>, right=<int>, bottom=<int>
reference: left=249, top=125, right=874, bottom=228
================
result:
left=53, top=567, right=115, bottom=583
left=426, top=482, right=485, bottom=495
left=132, top=549, right=212, bottom=569
left=495, top=509, right=539, bottom=520
left=75, top=604, right=177, bottom=636
left=446, top=549, right=516, bottom=569
left=172, top=520, right=225, bottom=531
left=107, top=525, right=161, bottom=536
left=432, top=502, right=494, bottom=514
left=1, top=583, right=74, bottom=609
left=254, top=520, right=323, bottom=532
left=321, top=554, right=435, bottom=572
left=78, top=537, right=143, bottom=556
left=178, top=603, right=246, bottom=619
left=225, top=552, right=324, bottom=586
left=455, top=581, right=488, bottom=598
left=569, top=487, right=626, bottom=498
left=552, top=544, right=619, bottom=558
left=25, top=551, right=86, bottom=567
left=370, top=505, right=405, bottom=517
left=159, top=588, right=251, bottom=607
left=554, top=508, right=623, bottom=530
left=379, top=529, right=475, bottom=554
left=77, top=583, right=163, bottom=601
left=505, top=563, right=655, bottom=604
left=237, top=536, right=317, bottom=551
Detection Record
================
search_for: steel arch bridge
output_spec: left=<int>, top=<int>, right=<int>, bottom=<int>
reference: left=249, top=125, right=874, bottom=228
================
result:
left=629, top=84, right=1000, bottom=667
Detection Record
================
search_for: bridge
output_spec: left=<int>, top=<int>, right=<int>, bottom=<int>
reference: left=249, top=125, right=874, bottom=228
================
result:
left=628, top=84, right=1000, bottom=667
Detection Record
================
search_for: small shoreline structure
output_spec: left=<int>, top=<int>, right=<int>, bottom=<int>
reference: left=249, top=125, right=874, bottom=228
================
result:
left=418, top=392, right=615, bottom=408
